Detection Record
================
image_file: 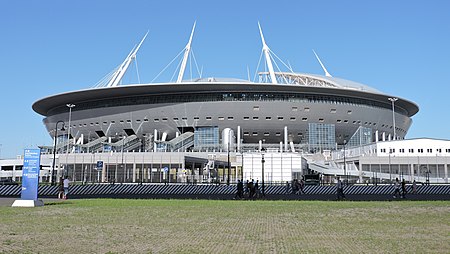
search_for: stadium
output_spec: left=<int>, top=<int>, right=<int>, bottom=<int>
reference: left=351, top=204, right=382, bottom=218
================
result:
left=12, top=23, right=439, bottom=185
left=32, top=24, right=418, bottom=155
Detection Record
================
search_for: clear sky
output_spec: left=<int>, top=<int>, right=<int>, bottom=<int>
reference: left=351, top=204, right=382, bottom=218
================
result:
left=0, top=0, right=449, bottom=159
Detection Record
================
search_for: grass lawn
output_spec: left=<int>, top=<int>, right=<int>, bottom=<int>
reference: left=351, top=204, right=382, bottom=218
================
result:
left=0, top=199, right=449, bottom=253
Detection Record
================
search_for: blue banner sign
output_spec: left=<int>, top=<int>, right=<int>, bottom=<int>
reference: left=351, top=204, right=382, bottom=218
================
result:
left=21, top=149, right=41, bottom=200
left=96, top=161, right=103, bottom=171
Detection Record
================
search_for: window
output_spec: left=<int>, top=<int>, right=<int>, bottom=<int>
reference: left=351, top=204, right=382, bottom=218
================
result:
left=243, top=117, right=250, bottom=120
left=304, top=107, right=310, bottom=112
left=336, top=119, right=342, bottom=123
left=418, top=149, right=424, bottom=153
left=182, top=117, right=187, bottom=120
left=227, top=116, right=234, bottom=120
left=437, top=149, right=442, bottom=153
left=344, top=120, right=349, bottom=123
left=427, top=148, right=432, bottom=153
left=143, top=119, right=148, bottom=122
left=275, top=132, right=281, bottom=136
left=290, top=117, right=296, bottom=121
left=389, top=148, right=395, bottom=153
left=154, top=119, right=159, bottom=122
left=381, top=148, right=386, bottom=153
left=266, top=117, right=272, bottom=120
left=302, top=117, right=308, bottom=121
left=253, top=116, right=259, bottom=120
left=330, top=109, right=336, bottom=113
left=292, top=107, right=298, bottom=111
left=409, top=149, right=414, bottom=153
left=173, top=118, right=179, bottom=121
left=243, top=132, right=249, bottom=136
left=277, top=116, right=284, bottom=120
left=318, top=118, right=324, bottom=122
left=399, top=149, right=405, bottom=153
left=347, top=110, right=352, bottom=114
left=218, top=117, right=224, bottom=121
left=103, top=121, right=108, bottom=125
left=446, top=149, right=450, bottom=153
left=252, top=132, right=258, bottom=136
left=126, top=120, right=130, bottom=123
left=253, top=106, right=260, bottom=111
left=162, top=118, right=168, bottom=122
left=206, top=116, right=212, bottom=120
left=264, top=132, right=270, bottom=136
left=194, top=116, right=200, bottom=120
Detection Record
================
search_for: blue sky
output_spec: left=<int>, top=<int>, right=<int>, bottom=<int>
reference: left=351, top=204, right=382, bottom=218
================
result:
left=0, top=0, right=449, bottom=158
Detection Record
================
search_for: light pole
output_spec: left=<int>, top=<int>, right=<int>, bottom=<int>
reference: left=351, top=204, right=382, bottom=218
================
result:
left=65, top=104, right=75, bottom=177
left=51, top=121, right=65, bottom=186
left=389, top=149, right=392, bottom=183
left=261, top=150, right=265, bottom=197
left=343, top=140, right=347, bottom=185
left=227, top=141, right=230, bottom=185
left=388, top=97, right=398, bottom=140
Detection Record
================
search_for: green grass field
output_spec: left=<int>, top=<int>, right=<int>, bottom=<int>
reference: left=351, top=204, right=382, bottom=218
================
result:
left=0, top=199, right=449, bottom=253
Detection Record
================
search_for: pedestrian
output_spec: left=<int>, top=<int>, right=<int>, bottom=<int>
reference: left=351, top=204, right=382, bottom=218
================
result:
left=285, top=181, right=291, bottom=194
left=234, top=180, right=244, bottom=199
left=58, top=177, right=64, bottom=199
left=249, top=179, right=254, bottom=199
left=401, top=179, right=407, bottom=199
left=254, top=180, right=260, bottom=199
left=245, top=180, right=250, bottom=198
left=299, top=177, right=305, bottom=194
left=336, top=177, right=345, bottom=200
left=412, top=180, right=417, bottom=194
left=63, top=177, right=70, bottom=199
left=393, top=178, right=400, bottom=199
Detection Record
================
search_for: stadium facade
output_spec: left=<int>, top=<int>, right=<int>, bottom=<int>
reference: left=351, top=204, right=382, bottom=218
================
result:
left=4, top=23, right=439, bottom=185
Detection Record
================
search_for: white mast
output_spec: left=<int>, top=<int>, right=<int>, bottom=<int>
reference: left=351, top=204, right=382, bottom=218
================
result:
left=177, top=21, right=196, bottom=83
left=258, top=22, right=277, bottom=84
left=312, top=49, right=332, bottom=77
left=107, top=31, right=149, bottom=87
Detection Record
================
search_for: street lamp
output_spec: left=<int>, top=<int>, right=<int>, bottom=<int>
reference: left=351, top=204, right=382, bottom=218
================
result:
left=65, top=104, right=75, bottom=177
left=343, top=140, right=347, bottom=185
left=51, top=121, right=65, bottom=186
left=227, top=141, right=230, bottom=185
left=261, top=149, right=265, bottom=197
left=388, top=97, right=398, bottom=140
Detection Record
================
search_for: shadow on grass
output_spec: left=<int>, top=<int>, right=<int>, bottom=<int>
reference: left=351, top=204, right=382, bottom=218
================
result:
left=44, top=201, right=74, bottom=206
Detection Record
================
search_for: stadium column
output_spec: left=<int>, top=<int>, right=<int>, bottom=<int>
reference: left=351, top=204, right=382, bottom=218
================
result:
left=284, top=126, right=288, bottom=153
left=445, top=164, right=448, bottom=183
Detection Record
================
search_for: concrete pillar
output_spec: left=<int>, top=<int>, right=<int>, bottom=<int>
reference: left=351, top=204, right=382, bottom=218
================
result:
left=259, top=140, right=262, bottom=151
left=410, top=163, right=415, bottom=182
left=237, top=126, right=241, bottom=152
left=445, top=163, right=448, bottom=183
left=388, top=134, right=391, bottom=141
left=382, top=132, right=386, bottom=141
left=153, top=129, right=158, bottom=151
left=280, top=142, right=283, bottom=153
left=284, top=126, right=288, bottom=152
left=375, top=130, right=379, bottom=142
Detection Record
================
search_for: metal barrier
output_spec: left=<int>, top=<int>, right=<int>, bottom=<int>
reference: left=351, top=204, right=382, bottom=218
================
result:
left=1, top=184, right=449, bottom=200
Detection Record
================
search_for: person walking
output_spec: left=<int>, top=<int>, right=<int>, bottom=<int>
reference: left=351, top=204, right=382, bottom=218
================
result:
left=393, top=178, right=401, bottom=199
left=285, top=181, right=291, bottom=194
left=254, top=180, right=260, bottom=199
left=412, top=180, right=417, bottom=194
left=401, top=179, right=407, bottom=199
left=58, top=177, right=64, bottom=199
left=336, top=177, right=345, bottom=200
left=63, top=177, right=70, bottom=199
